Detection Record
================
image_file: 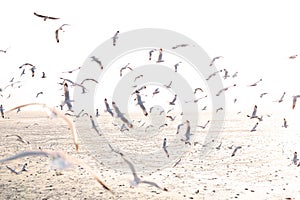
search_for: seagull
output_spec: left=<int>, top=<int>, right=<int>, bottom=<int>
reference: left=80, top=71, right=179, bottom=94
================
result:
left=90, top=115, right=101, bottom=135
left=171, top=44, right=189, bottom=49
left=206, top=70, right=223, bottom=81
left=120, top=63, right=133, bottom=77
left=148, top=49, right=157, bottom=60
left=223, top=69, right=230, bottom=79
left=169, top=94, right=177, bottom=105
left=250, top=122, right=259, bottom=132
left=159, top=123, right=168, bottom=130
left=172, top=158, right=181, bottom=167
left=166, top=115, right=176, bottom=121
left=231, top=146, right=242, bottom=156
left=197, top=120, right=210, bottom=129
left=6, top=103, right=79, bottom=151
left=166, top=108, right=174, bottom=114
left=0, top=47, right=9, bottom=53
left=176, top=123, right=184, bottom=134
left=152, top=88, right=160, bottom=97
left=202, top=106, right=207, bottom=111
left=90, top=56, right=104, bottom=69
left=260, top=93, right=268, bottom=98
left=0, top=150, right=113, bottom=193
left=33, top=12, right=60, bottom=21
left=104, top=98, right=114, bottom=117
left=134, top=75, right=143, bottom=82
left=292, top=152, right=298, bottom=165
left=164, top=81, right=172, bottom=88
left=6, top=134, right=30, bottom=144
left=135, top=91, right=148, bottom=116
left=19, top=63, right=35, bottom=69
left=247, top=105, right=258, bottom=119
left=216, top=107, right=223, bottom=113
left=80, top=78, right=98, bottom=85
left=289, top=55, right=298, bottom=59
left=162, top=138, right=169, bottom=158
left=292, top=95, right=300, bottom=109
left=248, top=79, right=262, bottom=87
left=112, top=31, right=119, bottom=46
left=41, top=72, right=46, bottom=78
left=273, top=92, right=286, bottom=103
left=112, top=101, right=133, bottom=128
left=120, top=155, right=167, bottom=191
left=55, top=24, right=70, bottom=43
left=62, top=66, right=81, bottom=74
left=36, top=92, right=43, bottom=98
left=216, top=84, right=236, bottom=96
left=232, top=72, right=238, bottom=78
left=194, top=87, right=203, bottom=94
left=282, top=118, right=288, bottom=128
left=174, top=61, right=182, bottom=72
left=185, top=95, right=207, bottom=103
left=60, top=78, right=87, bottom=94
left=209, top=56, right=223, bottom=66
left=156, top=48, right=164, bottom=63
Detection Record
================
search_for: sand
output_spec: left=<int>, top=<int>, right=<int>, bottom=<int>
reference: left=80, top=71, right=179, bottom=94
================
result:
left=0, top=111, right=299, bottom=200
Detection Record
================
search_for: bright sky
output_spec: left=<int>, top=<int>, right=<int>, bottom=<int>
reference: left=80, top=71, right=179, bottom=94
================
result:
left=1, top=0, right=300, bottom=114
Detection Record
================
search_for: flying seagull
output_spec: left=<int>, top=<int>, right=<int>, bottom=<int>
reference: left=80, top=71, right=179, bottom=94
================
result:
left=209, top=56, right=223, bottom=66
left=112, top=31, right=119, bottom=46
left=231, top=146, right=242, bottom=156
left=120, top=63, right=133, bottom=77
left=55, top=24, right=70, bottom=43
left=90, top=56, right=104, bottom=69
left=292, top=95, right=300, bottom=109
left=33, top=12, right=60, bottom=21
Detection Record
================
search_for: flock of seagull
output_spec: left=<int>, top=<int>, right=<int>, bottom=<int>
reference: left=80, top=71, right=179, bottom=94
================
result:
left=0, top=11, right=300, bottom=197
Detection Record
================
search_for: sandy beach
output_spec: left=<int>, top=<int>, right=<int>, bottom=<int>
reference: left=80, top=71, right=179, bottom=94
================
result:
left=0, top=111, right=299, bottom=200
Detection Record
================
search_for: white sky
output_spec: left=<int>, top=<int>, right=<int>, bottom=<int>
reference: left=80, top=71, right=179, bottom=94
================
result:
left=1, top=0, right=300, bottom=114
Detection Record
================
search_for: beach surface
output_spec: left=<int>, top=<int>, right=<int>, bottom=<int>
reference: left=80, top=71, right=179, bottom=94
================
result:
left=0, top=111, right=299, bottom=200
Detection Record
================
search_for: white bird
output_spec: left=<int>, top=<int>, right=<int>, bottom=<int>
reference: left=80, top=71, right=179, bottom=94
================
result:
left=197, top=120, right=210, bottom=129
left=169, top=94, right=177, bottom=105
left=247, top=105, right=258, bottom=119
left=248, top=79, right=262, bottom=87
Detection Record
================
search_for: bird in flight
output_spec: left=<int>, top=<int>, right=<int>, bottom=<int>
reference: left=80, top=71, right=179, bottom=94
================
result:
left=134, top=75, right=143, bottom=82
left=152, top=88, right=160, bottom=97
left=248, top=79, right=262, bottom=87
left=62, top=66, right=81, bottom=74
left=209, top=56, right=223, bottom=66
left=112, top=31, right=119, bottom=46
left=250, top=122, right=259, bottom=132
left=206, top=70, right=223, bottom=81
left=174, top=61, right=182, bottom=72
left=171, top=44, right=189, bottom=49
left=120, top=63, right=133, bottom=77
left=36, top=92, right=43, bottom=98
left=55, top=24, right=70, bottom=43
left=216, top=84, right=236, bottom=96
left=169, top=94, right=177, bottom=105
left=194, top=87, right=203, bottom=94
left=197, top=120, right=210, bottom=129
left=247, top=105, right=258, bottom=119
left=292, top=95, right=300, bottom=109
left=289, top=55, right=298, bottom=59
left=282, top=118, right=288, bottom=128
left=164, top=81, right=172, bottom=89
left=260, top=92, right=268, bottom=98
left=33, top=12, right=60, bottom=21
left=162, top=138, right=169, bottom=158
left=231, top=146, right=242, bottom=156
left=90, top=56, right=104, bottom=69
left=273, top=92, right=286, bottom=103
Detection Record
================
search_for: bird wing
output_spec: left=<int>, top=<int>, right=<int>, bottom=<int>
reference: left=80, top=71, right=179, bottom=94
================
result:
left=34, top=12, right=47, bottom=18
left=55, top=29, right=59, bottom=43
